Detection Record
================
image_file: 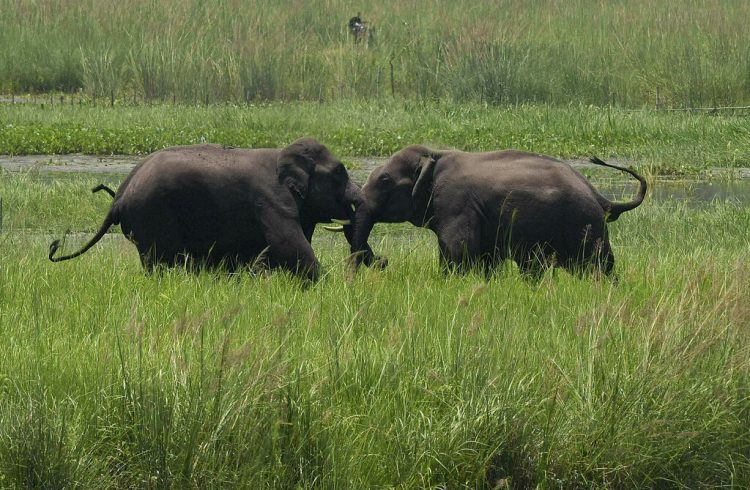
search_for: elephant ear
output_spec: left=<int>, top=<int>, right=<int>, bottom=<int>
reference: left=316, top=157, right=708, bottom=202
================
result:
left=278, top=140, right=318, bottom=199
left=411, top=153, right=437, bottom=206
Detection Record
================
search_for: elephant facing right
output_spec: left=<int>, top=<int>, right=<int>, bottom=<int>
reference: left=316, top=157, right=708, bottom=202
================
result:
left=350, top=146, right=647, bottom=279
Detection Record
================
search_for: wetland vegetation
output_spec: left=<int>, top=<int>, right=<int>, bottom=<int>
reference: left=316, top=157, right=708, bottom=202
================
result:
left=2, top=0, right=750, bottom=487
left=2, top=102, right=750, bottom=176
left=1, top=172, right=749, bottom=487
left=5, top=0, right=750, bottom=107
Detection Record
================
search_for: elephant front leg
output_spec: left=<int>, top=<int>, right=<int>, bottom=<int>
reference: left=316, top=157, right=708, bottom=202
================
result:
left=301, top=219, right=316, bottom=244
left=259, top=209, right=320, bottom=281
left=434, top=217, right=481, bottom=274
left=268, top=229, right=320, bottom=281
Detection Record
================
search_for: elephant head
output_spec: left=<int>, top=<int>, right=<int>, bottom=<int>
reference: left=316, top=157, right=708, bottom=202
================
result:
left=278, top=137, right=361, bottom=221
left=352, top=145, right=441, bottom=256
left=278, top=138, right=383, bottom=267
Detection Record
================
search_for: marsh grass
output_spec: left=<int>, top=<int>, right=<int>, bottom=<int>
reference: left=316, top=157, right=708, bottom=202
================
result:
left=4, top=0, right=750, bottom=107
left=0, top=172, right=748, bottom=487
left=3, top=102, right=750, bottom=174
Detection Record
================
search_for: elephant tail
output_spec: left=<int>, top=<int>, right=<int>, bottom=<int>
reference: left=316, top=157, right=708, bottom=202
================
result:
left=49, top=208, right=117, bottom=262
left=589, top=156, right=647, bottom=222
left=91, top=183, right=117, bottom=198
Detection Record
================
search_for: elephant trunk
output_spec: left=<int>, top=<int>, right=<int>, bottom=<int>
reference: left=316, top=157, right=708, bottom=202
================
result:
left=343, top=182, right=383, bottom=269
left=349, top=203, right=383, bottom=268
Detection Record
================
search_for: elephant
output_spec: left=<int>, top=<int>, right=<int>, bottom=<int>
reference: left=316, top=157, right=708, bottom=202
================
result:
left=352, top=145, right=647, bottom=278
left=49, top=138, right=380, bottom=280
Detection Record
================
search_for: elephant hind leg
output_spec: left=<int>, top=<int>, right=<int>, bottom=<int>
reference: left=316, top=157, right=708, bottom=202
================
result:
left=563, top=239, right=616, bottom=280
left=592, top=241, right=616, bottom=280
left=126, top=211, right=188, bottom=273
left=137, top=242, right=188, bottom=273
left=516, top=244, right=556, bottom=282
left=478, top=252, right=505, bottom=279
left=139, top=252, right=155, bottom=274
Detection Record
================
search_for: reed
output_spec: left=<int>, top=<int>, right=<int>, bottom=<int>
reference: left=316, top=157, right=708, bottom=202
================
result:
left=3, top=0, right=750, bottom=107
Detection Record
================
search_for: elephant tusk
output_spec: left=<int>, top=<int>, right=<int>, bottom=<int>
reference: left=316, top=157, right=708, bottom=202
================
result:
left=322, top=224, right=345, bottom=232
left=331, top=218, right=351, bottom=225
left=351, top=203, right=356, bottom=212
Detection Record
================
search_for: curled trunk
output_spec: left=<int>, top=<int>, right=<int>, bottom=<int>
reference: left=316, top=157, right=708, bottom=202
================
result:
left=347, top=201, right=384, bottom=268
left=331, top=180, right=385, bottom=269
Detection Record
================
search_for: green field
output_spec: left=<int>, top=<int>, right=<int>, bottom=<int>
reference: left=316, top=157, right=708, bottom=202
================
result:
left=0, top=172, right=749, bottom=487
left=2, top=0, right=750, bottom=487
left=3, top=102, right=750, bottom=175
left=4, top=0, right=750, bottom=107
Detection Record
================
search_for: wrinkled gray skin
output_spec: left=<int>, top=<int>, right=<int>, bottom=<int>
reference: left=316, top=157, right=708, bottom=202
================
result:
left=49, top=138, right=379, bottom=280
left=354, top=145, right=647, bottom=278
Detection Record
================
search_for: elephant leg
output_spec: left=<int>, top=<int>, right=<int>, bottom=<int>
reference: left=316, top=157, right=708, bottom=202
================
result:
left=596, top=249, right=618, bottom=284
left=139, top=252, right=155, bottom=274
left=125, top=210, right=188, bottom=273
left=563, top=223, right=617, bottom=279
left=136, top=241, right=171, bottom=274
left=269, top=233, right=319, bottom=280
left=138, top=248, right=179, bottom=274
left=562, top=238, right=616, bottom=281
left=435, top=216, right=480, bottom=274
left=222, top=255, right=242, bottom=274
left=589, top=239, right=616, bottom=279
left=139, top=245, right=183, bottom=273
left=516, top=244, right=555, bottom=282
left=301, top=220, right=315, bottom=244
left=601, top=247, right=615, bottom=278
left=476, top=255, right=495, bottom=279
left=517, top=254, right=545, bottom=282
left=259, top=206, right=320, bottom=281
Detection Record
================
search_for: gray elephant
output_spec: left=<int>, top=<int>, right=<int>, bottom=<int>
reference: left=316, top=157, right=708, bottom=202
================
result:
left=351, top=145, right=647, bottom=278
left=49, top=138, right=379, bottom=280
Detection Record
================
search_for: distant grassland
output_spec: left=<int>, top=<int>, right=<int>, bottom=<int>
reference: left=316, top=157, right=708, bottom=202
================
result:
left=3, top=102, right=750, bottom=174
left=0, top=172, right=749, bottom=487
left=3, top=0, right=750, bottom=106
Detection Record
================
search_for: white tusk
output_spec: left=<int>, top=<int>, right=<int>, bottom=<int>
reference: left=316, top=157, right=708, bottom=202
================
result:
left=322, top=225, right=345, bottom=232
left=351, top=203, right=357, bottom=212
left=331, top=218, right=351, bottom=225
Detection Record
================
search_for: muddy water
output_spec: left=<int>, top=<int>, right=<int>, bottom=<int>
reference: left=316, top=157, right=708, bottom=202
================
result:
left=2, top=154, right=750, bottom=206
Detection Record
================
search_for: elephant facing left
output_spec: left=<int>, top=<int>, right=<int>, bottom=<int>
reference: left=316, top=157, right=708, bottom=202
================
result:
left=49, top=138, right=378, bottom=280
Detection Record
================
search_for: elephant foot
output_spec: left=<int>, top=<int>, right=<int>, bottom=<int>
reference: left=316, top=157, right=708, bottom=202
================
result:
left=349, top=250, right=388, bottom=270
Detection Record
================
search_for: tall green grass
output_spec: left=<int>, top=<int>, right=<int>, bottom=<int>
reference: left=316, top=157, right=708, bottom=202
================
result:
left=4, top=0, right=750, bottom=106
left=0, top=172, right=748, bottom=487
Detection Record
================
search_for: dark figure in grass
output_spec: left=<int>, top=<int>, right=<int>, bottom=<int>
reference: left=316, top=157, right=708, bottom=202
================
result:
left=349, top=145, right=647, bottom=279
left=49, top=138, right=380, bottom=280
left=348, top=13, right=374, bottom=45
left=348, top=13, right=367, bottom=40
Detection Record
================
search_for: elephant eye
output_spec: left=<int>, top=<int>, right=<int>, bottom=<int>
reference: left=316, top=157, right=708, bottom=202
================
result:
left=378, top=173, right=392, bottom=184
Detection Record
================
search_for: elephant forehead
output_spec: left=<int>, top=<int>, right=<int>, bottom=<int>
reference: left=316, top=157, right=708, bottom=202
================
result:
left=386, top=155, right=418, bottom=175
left=306, top=144, right=333, bottom=163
